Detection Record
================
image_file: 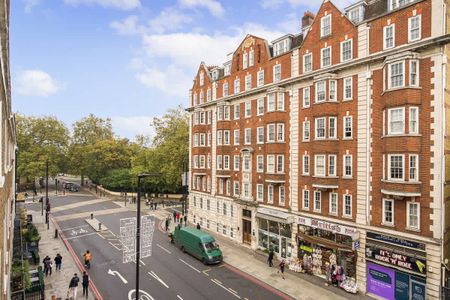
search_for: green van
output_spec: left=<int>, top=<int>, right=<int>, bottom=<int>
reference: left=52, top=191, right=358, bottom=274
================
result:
left=173, top=226, right=223, bottom=264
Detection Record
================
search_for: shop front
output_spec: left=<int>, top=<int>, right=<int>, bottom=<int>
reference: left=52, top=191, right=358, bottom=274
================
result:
left=365, top=232, right=427, bottom=300
left=256, top=207, right=292, bottom=258
left=293, top=216, right=359, bottom=293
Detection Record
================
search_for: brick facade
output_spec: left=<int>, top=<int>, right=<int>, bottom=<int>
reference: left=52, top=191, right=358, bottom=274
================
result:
left=188, top=0, right=449, bottom=298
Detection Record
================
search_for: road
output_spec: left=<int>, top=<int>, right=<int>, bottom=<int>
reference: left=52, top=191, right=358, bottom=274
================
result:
left=48, top=189, right=292, bottom=300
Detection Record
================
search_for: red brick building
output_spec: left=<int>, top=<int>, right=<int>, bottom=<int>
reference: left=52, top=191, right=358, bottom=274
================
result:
left=188, top=0, right=449, bottom=298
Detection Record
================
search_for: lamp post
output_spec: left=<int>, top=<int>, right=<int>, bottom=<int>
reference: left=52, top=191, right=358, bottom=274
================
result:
left=45, top=160, right=49, bottom=225
left=135, top=173, right=159, bottom=300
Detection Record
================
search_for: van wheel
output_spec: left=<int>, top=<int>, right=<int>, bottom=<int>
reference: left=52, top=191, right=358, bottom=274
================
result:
left=181, top=246, right=186, bottom=253
left=201, top=258, right=207, bottom=265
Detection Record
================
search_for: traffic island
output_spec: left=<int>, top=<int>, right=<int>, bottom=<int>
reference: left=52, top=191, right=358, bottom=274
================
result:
left=85, top=217, right=108, bottom=232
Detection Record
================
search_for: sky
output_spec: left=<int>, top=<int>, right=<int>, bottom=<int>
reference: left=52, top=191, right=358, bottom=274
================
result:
left=11, top=0, right=353, bottom=140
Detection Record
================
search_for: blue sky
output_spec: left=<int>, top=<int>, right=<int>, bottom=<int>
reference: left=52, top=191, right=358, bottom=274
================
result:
left=11, top=0, right=352, bottom=140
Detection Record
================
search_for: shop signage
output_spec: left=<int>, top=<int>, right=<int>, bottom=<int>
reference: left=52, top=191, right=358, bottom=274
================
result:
left=367, top=232, right=426, bottom=251
left=365, top=246, right=426, bottom=275
left=352, top=240, right=360, bottom=251
left=296, top=216, right=357, bottom=237
left=257, top=207, right=290, bottom=220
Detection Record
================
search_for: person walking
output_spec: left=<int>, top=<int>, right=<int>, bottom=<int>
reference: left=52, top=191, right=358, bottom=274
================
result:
left=277, top=259, right=286, bottom=279
left=54, top=253, right=62, bottom=271
left=43, top=255, right=52, bottom=277
left=83, top=250, right=92, bottom=269
left=82, top=271, right=89, bottom=299
left=165, top=218, right=169, bottom=232
left=267, top=249, right=274, bottom=267
left=68, top=273, right=80, bottom=299
left=196, top=223, right=201, bottom=230
left=184, top=215, right=187, bottom=226
left=173, top=211, right=177, bottom=222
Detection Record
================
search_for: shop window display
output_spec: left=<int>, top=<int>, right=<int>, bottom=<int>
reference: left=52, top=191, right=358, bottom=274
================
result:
left=257, top=218, right=292, bottom=258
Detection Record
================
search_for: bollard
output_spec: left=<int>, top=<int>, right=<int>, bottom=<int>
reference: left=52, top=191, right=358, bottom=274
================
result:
left=98, top=222, right=102, bottom=230
left=90, top=213, right=94, bottom=220
left=54, top=229, right=58, bottom=238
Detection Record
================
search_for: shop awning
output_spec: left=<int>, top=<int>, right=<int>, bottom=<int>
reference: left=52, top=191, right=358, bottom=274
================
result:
left=297, top=232, right=353, bottom=251
left=256, top=212, right=288, bottom=224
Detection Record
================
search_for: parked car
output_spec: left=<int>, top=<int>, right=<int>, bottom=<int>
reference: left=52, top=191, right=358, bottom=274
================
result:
left=172, top=226, right=222, bottom=264
left=69, top=185, right=79, bottom=192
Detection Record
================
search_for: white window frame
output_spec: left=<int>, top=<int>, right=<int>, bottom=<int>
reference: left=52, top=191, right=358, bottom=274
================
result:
left=273, top=64, right=281, bottom=82
left=314, top=191, right=321, bottom=212
left=277, top=123, right=285, bottom=142
left=245, top=74, right=252, bottom=91
left=303, top=121, right=310, bottom=142
left=257, top=155, right=264, bottom=173
left=244, top=128, right=251, bottom=145
left=383, top=24, right=395, bottom=50
left=207, top=88, right=211, bottom=101
left=234, top=155, right=240, bottom=171
left=302, top=154, right=310, bottom=175
left=343, top=194, right=352, bottom=217
left=243, top=52, right=248, bottom=69
left=406, top=201, right=420, bottom=230
left=257, top=127, right=264, bottom=144
left=257, top=70, right=264, bottom=87
left=340, top=39, right=352, bottom=62
left=217, top=155, right=222, bottom=170
left=234, top=78, right=240, bottom=94
left=303, top=53, right=312, bottom=73
left=223, top=155, right=230, bottom=170
left=223, top=82, right=229, bottom=97
left=234, top=181, right=240, bottom=196
left=388, top=107, right=405, bottom=135
left=267, top=185, right=274, bottom=203
left=267, top=93, right=276, bottom=112
left=302, top=189, right=310, bottom=209
left=343, top=116, right=353, bottom=139
left=249, top=48, right=254, bottom=66
left=328, top=154, right=337, bottom=176
left=388, top=61, right=404, bottom=89
left=315, top=117, right=326, bottom=139
left=329, top=79, right=337, bottom=101
left=234, top=129, right=240, bottom=145
left=223, top=130, right=230, bottom=145
left=277, top=92, right=285, bottom=111
left=257, top=98, right=264, bottom=116
left=388, top=154, right=405, bottom=181
left=321, top=46, right=331, bottom=68
left=320, top=15, right=331, bottom=37
left=344, top=77, right=353, bottom=100
left=343, top=154, right=353, bottom=177
left=257, top=184, right=264, bottom=202
left=234, top=104, right=240, bottom=119
left=303, top=86, right=310, bottom=108
left=382, top=198, right=394, bottom=226
left=315, top=80, right=326, bottom=102
left=329, top=192, right=338, bottom=215
left=267, top=124, right=275, bottom=143
left=216, top=130, right=222, bottom=145
left=409, top=60, right=419, bottom=87
left=267, top=155, right=275, bottom=174
left=279, top=186, right=285, bottom=205
left=245, top=101, right=251, bottom=117
left=409, top=154, right=419, bottom=182
left=276, top=155, right=284, bottom=173
left=409, top=106, right=419, bottom=134
left=408, top=15, right=421, bottom=42
left=314, top=154, right=326, bottom=177
left=328, top=117, right=337, bottom=139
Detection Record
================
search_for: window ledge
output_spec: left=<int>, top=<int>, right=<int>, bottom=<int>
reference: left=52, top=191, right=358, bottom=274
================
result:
left=381, top=222, right=395, bottom=227
left=302, top=140, right=310, bottom=143
left=313, top=209, right=322, bottom=213
left=302, top=174, right=310, bottom=177
left=314, top=101, right=339, bottom=105
left=381, top=179, right=422, bottom=185
left=382, top=86, right=422, bottom=95
left=313, top=138, right=327, bottom=141
left=382, top=134, right=422, bottom=138
left=342, top=137, right=353, bottom=140
left=342, top=176, right=353, bottom=180
left=329, top=212, right=338, bottom=216
left=312, top=175, right=328, bottom=178
left=342, top=215, right=353, bottom=219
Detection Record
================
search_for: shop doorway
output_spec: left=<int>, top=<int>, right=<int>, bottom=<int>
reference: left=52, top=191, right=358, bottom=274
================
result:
left=243, top=219, right=252, bottom=244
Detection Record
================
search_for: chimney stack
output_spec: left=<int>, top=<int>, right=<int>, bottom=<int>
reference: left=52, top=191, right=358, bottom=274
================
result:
left=302, top=11, right=315, bottom=29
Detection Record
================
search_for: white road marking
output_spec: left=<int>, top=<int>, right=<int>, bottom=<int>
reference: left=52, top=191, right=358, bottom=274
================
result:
left=202, top=268, right=211, bottom=276
left=108, top=269, right=128, bottom=284
left=148, top=271, right=169, bottom=288
left=211, top=279, right=241, bottom=299
left=65, top=232, right=97, bottom=240
left=97, top=233, right=106, bottom=240
left=177, top=295, right=184, bottom=300
left=108, top=230, right=117, bottom=237
left=229, top=288, right=238, bottom=294
left=61, top=224, right=89, bottom=231
left=156, top=243, right=171, bottom=254
left=179, top=258, right=201, bottom=273
left=140, top=260, right=146, bottom=266
left=108, top=241, right=121, bottom=251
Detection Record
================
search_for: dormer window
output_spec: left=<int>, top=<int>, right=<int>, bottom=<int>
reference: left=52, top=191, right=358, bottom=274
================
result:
left=273, top=39, right=291, bottom=56
left=348, top=6, right=364, bottom=23
left=390, top=0, right=413, bottom=11
left=211, top=70, right=219, bottom=81
left=224, top=63, right=231, bottom=76
left=320, top=15, right=331, bottom=37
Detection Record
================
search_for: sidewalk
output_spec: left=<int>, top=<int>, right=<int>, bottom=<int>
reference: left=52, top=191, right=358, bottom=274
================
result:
left=164, top=215, right=371, bottom=300
left=29, top=208, right=96, bottom=300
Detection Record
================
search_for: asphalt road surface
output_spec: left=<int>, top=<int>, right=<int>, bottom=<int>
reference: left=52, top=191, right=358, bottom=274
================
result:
left=50, top=190, right=292, bottom=300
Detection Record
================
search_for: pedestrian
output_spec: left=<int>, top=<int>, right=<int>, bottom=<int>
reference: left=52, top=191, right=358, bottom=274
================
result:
left=54, top=253, right=62, bottom=271
left=43, top=255, right=52, bottom=276
left=196, top=223, right=201, bottom=230
left=173, top=211, right=176, bottom=221
left=82, top=271, right=89, bottom=299
left=154, top=202, right=157, bottom=210
left=165, top=218, right=169, bottom=232
left=267, top=249, right=274, bottom=267
left=184, top=215, right=187, bottom=226
left=277, top=259, right=286, bottom=279
left=68, top=273, right=80, bottom=299
left=83, top=250, right=92, bottom=269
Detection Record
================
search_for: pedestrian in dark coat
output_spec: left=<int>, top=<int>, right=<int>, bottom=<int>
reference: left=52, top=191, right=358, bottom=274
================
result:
left=184, top=215, right=187, bottom=226
left=54, top=253, right=62, bottom=271
left=196, top=223, right=201, bottom=230
left=43, top=256, right=52, bottom=276
left=82, top=271, right=89, bottom=299
left=267, top=249, right=274, bottom=267
left=165, top=218, right=169, bottom=231
left=277, top=259, right=286, bottom=279
left=69, top=273, right=80, bottom=299
left=173, top=211, right=177, bottom=222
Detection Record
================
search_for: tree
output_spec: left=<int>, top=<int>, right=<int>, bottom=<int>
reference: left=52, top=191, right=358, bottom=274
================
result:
left=99, top=168, right=132, bottom=191
left=16, top=115, right=70, bottom=181
left=69, top=114, right=114, bottom=184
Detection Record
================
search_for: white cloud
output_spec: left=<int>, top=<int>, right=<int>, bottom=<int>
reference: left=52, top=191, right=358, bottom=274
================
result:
left=110, top=15, right=145, bottom=35
left=148, top=7, right=193, bottom=34
left=135, top=64, right=192, bottom=98
left=260, top=0, right=283, bottom=9
left=23, top=0, right=40, bottom=13
left=178, top=0, right=225, bottom=17
left=110, top=116, right=154, bottom=140
left=14, top=70, right=62, bottom=97
left=63, top=0, right=141, bottom=10
left=261, top=0, right=352, bottom=9
left=277, top=13, right=300, bottom=33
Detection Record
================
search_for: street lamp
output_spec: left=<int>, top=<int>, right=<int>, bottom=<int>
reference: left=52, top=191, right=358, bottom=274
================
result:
left=136, top=173, right=159, bottom=300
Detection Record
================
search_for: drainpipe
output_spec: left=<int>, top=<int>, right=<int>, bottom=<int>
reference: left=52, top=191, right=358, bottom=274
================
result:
left=366, top=24, right=371, bottom=226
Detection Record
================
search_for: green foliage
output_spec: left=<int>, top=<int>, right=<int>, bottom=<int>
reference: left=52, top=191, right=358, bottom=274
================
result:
left=16, top=115, right=70, bottom=180
left=23, top=223, right=40, bottom=243
left=99, top=168, right=132, bottom=191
